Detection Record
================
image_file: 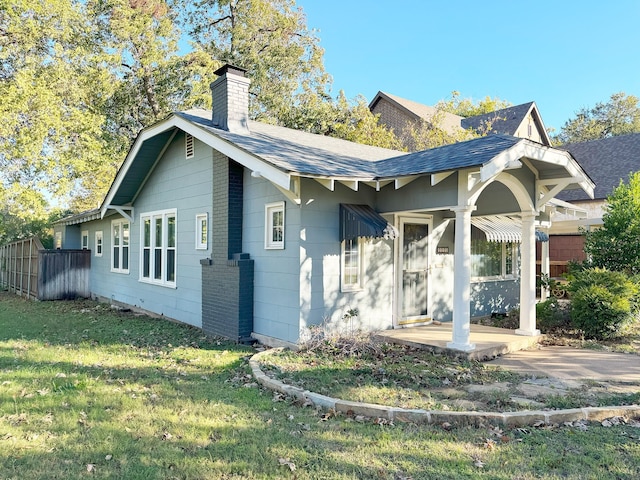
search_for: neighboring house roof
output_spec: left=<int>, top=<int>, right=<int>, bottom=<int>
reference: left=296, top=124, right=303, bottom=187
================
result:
left=370, top=91, right=551, bottom=146
left=557, top=133, right=640, bottom=202
left=461, top=102, right=551, bottom=145
left=369, top=91, right=464, bottom=135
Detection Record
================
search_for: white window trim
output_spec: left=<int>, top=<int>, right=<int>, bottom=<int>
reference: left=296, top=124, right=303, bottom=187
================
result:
left=471, top=241, right=519, bottom=282
left=185, top=133, right=194, bottom=159
left=139, top=208, right=177, bottom=288
left=195, top=213, right=208, bottom=250
left=341, top=237, right=364, bottom=292
left=264, top=201, right=285, bottom=250
left=54, top=231, right=62, bottom=249
left=95, top=231, right=103, bottom=257
left=111, top=219, right=130, bottom=274
left=81, top=230, right=89, bottom=250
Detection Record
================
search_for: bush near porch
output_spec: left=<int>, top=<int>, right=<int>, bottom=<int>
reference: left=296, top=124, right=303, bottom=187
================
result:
left=533, top=266, right=640, bottom=346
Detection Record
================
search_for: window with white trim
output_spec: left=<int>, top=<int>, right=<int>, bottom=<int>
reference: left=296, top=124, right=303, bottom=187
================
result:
left=95, top=231, right=103, bottom=257
left=111, top=219, right=130, bottom=273
left=470, top=227, right=518, bottom=280
left=195, top=213, right=208, bottom=250
left=140, top=209, right=177, bottom=287
left=341, top=238, right=363, bottom=292
left=185, top=133, right=194, bottom=159
left=81, top=230, right=89, bottom=250
left=265, top=201, right=285, bottom=249
left=54, top=231, right=62, bottom=249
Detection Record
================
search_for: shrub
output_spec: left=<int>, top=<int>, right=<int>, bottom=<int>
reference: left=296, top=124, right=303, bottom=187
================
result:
left=568, top=268, right=638, bottom=339
left=536, top=298, right=571, bottom=332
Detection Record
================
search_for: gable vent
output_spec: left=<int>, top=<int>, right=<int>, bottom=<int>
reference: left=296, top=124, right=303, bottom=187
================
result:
left=185, top=133, right=194, bottom=159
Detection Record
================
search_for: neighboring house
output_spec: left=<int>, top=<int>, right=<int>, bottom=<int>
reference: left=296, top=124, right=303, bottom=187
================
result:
left=54, top=65, right=593, bottom=351
left=545, top=133, right=640, bottom=268
left=369, top=91, right=551, bottom=149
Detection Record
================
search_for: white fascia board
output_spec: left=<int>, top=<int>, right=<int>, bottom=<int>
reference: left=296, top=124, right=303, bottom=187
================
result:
left=101, top=115, right=292, bottom=218
left=481, top=141, right=595, bottom=199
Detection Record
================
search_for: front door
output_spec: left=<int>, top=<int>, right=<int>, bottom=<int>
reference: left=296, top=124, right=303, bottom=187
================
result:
left=397, top=217, right=431, bottom=326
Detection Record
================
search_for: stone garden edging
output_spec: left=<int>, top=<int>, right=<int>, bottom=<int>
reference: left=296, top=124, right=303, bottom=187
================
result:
left=249, top=349, right=640, bottom=428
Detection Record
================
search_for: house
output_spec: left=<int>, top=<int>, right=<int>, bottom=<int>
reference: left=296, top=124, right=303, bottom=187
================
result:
left=369, top=91, right=551, bottom=150
left=54, top=65, right=594, bottom=351
left=543, top=133, right=640, bottom=270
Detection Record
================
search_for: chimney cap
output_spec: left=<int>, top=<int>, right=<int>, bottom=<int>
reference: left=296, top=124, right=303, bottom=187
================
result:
left=213, top=64, right=247, bottom=78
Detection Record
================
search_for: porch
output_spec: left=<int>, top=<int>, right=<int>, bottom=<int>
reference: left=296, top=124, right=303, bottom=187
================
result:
left=375, top=323, right=543, bottom=361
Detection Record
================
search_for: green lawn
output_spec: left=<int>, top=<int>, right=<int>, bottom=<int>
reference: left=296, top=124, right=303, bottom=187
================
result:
left=1, top=291, right=639, bottom=479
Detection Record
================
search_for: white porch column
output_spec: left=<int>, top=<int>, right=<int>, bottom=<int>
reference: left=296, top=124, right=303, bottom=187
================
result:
left=447, top=206, right=476, bottom=351
left=517, top=212, right=540, bottom=336
left=540, top=227, right=550, bottom=302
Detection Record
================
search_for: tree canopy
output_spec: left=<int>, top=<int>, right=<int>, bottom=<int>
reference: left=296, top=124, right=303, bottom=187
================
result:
left=0, top=0, right=399, bottom=243
left=556, top=92, right=640, bottom=144
left=583, top=171, right=640, bottom=275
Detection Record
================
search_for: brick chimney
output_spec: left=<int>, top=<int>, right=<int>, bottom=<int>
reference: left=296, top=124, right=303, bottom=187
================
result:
left=210, top=64, right=250, bottom=134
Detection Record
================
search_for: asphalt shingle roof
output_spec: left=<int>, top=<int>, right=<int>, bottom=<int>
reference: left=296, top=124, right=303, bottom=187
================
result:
left=557, top=133, right=640, bottom=201
left=462, top=102, right=535, bottom=136
left=179, top=109, right=522, bottom=178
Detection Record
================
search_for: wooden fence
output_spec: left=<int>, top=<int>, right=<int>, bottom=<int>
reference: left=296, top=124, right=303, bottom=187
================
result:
left=0, top=237, right=43, bottom=299
left=0, top=238, right=91, bottom=300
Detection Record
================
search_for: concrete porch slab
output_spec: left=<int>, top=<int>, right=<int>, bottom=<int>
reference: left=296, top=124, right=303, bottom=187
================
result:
left=374, top=323, right=542, bottom=361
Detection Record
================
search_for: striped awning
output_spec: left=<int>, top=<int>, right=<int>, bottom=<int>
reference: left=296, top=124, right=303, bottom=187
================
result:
left=339, top=204, right=398, bottom=241
left=471, top=215, right=548, bottom=243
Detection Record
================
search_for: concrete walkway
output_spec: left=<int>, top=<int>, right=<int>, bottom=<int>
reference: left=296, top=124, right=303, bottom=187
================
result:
left=488, top=345, right=640, bottom=383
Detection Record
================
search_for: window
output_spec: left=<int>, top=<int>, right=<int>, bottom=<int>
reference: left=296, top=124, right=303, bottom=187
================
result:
left=195, top=213, right=208, bottom=250
left=81, top=230, right=89, bottom=250
left=185, top=133, right=194, bottom=159
left=54, top=231, right=62, bottom=249
left=341, top=238, right=363, bottom=291
left=111, top=219, right=130, bottom=273
left=140, top=209, right=177, bottom=287
left=265, top=201, right=285, bottom=249
left=471, top=228, right=517, bottom=280
left=95, top=231, right=103, bottom=257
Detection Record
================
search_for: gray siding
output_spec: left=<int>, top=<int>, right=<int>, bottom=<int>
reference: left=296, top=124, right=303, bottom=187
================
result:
left=81, top=134, right=213, bottom=327
left=243, top=175, right=301, bottom=343
left=298, top=180, right=394, bottom=334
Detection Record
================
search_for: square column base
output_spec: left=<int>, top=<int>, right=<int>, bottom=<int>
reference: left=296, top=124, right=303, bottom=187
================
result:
left=515, top=328, right=541, bottom=336
left=446, top=341, right=476, bottom=352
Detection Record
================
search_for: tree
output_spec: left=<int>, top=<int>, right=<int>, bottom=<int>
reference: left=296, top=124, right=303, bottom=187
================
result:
left=185, top=0, right=332, bottom=123
left=0, top=0, right=111, bottom=216
left=436, top=90, right=511, bottom=117
left=399, top=92, right=511, bottom=151
left=583, top=171, right=640, bottom=275
left=556, top=92, right=640, bottom=144
left=0, top=0, right=401, bottom=242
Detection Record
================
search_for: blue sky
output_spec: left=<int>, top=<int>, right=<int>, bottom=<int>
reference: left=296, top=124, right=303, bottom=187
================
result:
left=301, top=0, right=640, bottom=134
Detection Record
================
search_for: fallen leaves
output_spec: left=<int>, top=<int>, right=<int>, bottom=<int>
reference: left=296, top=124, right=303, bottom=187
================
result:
left=278, top=457, right=296, bottom=471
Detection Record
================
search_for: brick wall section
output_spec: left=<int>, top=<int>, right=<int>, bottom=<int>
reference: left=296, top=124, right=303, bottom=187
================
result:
left=371, top=99, right=417, bottom=146
left=201, top=152, right=254, bottom=341
left=549, top=235, right=586, bottom=263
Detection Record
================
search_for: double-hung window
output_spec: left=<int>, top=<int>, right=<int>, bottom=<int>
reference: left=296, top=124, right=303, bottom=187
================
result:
left=140, top=209, right=177, bottom=287
left=81, top=230, right=89, bottom=250
left=111, top=219, right=130, bottom=273
left=95, top=231, right=103, bottom=257
left=470, top=227, right=517, bottom=280
left=341, top=238, right=363, bottom=292
left=265, top=201, right=285, bottom=249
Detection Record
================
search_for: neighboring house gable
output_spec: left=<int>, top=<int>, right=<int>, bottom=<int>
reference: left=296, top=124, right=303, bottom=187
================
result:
left=370, top=91, right=551, bottom=149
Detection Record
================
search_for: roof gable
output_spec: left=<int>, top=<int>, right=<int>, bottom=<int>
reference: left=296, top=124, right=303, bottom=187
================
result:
left=462, top=102, right=551, bottom=146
